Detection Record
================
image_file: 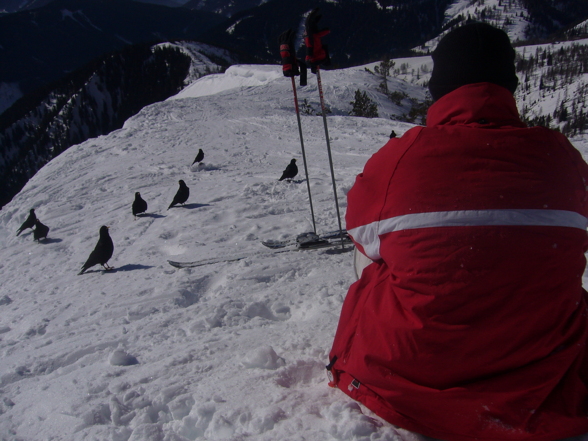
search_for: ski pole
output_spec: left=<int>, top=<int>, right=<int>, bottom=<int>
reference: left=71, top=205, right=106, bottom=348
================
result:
left=316, top=66, right=345, bottom=249
left=291, top=76, right=317, bottom=233
left=279, top=28, right=317, bottom=234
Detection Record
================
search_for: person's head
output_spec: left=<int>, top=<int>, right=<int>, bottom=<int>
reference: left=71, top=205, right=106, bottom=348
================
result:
left=428, top=22, right=518, bottom=101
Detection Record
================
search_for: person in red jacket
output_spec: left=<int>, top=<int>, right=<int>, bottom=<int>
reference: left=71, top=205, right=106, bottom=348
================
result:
left=328, top=23, right=588, bottom=441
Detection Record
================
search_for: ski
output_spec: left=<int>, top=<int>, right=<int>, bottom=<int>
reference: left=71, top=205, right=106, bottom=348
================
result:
left=168, top=251, right=283, bottom=268
left=261, top=230, right=350, bottom=249
left=168, top=238, right=352, bottom=269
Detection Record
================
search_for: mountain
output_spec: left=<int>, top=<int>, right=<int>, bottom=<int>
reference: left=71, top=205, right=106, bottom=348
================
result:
left=0, top=0, right=191, bottom=14
left=1, top=55, right=588, bottom=439
left=565, top=18, right=588, bottom=40
left=521, top=0, right=588, bottom=40
left=416, top=0, right=588, bottom=51
left=0, top=0, right=51, bottom=14
left=3, top=0, right=588, bottom=208
left=196, top=0, right=588, bottom=68
left=4, top=0, right=588, bottom=112
left=0, top=0, right=273, bottom=16
left=182, top=0, right=269, bottom=18
left=416, top=0, right=532, bottom=50
left=0, top=41, right=236, bottom=210
left=0, top=0, right=224, bottom=112
left=4, top=0, right=588, bottom=116
left=199, top=0, right=455, bottom=67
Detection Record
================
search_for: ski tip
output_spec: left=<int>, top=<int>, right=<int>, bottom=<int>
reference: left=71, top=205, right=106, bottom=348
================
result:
left=261, top=240, right=288, bottom=249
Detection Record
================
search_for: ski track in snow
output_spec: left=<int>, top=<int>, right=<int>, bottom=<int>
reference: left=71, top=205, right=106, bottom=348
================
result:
left=1, top=60, right=588, bottom=441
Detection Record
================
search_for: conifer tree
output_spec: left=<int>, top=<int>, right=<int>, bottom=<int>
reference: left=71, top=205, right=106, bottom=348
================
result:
left=374, top=57, right=395, bottom=96
left=349, top=90, right=379, bottom=118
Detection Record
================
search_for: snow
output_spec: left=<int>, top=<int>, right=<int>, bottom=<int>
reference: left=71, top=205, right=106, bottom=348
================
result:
left=60, top=9, right=103, bottom=31
left=514, top=38, right=588, bottom=132
left=416, top=0, right=530, bottom=53
left=0, top=62, right=416, bottom=440
left=1, top=60, right=588, bottom=441
left=226, top=17, right=249, bottom=35
left=155, top=42, right=237, bottom=86
left=172, top=65, right=283, bottom=99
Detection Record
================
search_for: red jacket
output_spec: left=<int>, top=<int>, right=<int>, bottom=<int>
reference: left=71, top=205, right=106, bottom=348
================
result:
left=329, top=83, right=588, bottom=441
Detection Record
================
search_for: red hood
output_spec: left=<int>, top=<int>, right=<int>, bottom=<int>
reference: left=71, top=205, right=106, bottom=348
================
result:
left=427, top=82, right=525, bottom=128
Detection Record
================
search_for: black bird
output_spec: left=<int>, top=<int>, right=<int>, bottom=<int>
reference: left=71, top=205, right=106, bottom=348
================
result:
left=78, top=226, right=114, bottom=275
left=279, top=159, right=298, bottom=181
left=16, top=209, right=36, bottom=236
left=132, top=192, right=148, bottom=217
left=33, top=219, right=50, bottom=242
left=168, top=180, right=190, bottom=209
left=191, top=149, right=204, bottom=165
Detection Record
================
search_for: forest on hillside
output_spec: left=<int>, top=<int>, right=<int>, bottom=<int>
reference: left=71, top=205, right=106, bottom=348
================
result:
left=516, top=43, right=588, bottom=136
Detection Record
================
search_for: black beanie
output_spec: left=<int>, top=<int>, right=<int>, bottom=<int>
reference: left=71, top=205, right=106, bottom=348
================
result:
left=428, top=22, right=519, bottom=101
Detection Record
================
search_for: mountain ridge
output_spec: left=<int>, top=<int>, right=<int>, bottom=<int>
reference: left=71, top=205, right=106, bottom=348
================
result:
left=0, top=0, right=224, bottom=110
left=2, top=0, right=588, bottom=209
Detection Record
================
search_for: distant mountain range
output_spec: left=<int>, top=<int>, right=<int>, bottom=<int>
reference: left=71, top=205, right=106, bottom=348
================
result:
left=0, top=0, right=456, bottom=116
left=200, top=0, right=454, bottom=67
left=0, top=0, right=267, bottom=15
left=0, top=41, right=235, bottom=209
left=0, top=0, right=186, bottom=13
left=3, top=0, right=588, bottom=115
left=182, top=0, right=269, bottom=17
left=2, top=0, right=588, bottom=209
left=0, top=0, right=224, bottom=112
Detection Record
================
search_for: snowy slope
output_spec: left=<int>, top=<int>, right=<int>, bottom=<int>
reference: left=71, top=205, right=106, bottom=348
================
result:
left=0, top=64, right=418, bottom=440
left=1, top=61, right=588, bottom=440
left=416, top=0, right=531, bottom=53
left=514, top=38, right=588, bottom=134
